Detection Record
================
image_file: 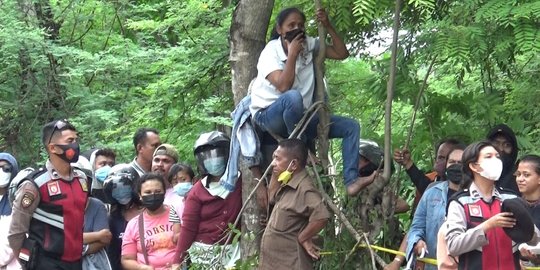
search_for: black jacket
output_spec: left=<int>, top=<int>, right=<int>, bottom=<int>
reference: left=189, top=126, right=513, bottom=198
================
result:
left=486, top=124, right=519, bottom=193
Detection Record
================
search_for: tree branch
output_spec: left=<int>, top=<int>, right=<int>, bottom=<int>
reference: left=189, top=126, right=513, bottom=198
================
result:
left=383, top=0, right=402, bottom=181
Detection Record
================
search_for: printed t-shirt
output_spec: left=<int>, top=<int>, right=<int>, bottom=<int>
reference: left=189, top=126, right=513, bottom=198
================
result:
left=122, top=207, right=176, bottom=270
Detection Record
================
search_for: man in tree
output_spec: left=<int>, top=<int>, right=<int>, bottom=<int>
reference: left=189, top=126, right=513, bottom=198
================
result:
left=359, top=140, right=410, bottom=214
left=486, top=123, right=519, bottom=193
left=8, top=119, right=88, bottom=270
left=130, top=128, right=161, bottom=177
left=259, top=139, right=329, bottom=270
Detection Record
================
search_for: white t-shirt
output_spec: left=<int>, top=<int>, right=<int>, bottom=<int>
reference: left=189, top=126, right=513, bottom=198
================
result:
left=250, top=36, right=318, bottom=116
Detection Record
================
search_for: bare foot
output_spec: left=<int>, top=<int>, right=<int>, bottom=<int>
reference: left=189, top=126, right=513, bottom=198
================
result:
left=346, top=171, right=378, bottom=196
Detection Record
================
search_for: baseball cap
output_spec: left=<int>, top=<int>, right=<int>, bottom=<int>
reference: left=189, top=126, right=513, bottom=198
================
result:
left=153, top=144, right=179, bottom=163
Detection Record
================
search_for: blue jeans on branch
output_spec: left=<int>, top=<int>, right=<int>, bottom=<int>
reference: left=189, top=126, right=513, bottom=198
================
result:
left=253, top=89, right=360, bottom=186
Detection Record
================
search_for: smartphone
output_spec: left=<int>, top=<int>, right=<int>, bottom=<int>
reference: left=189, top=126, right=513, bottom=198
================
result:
left=284, top=28, right=305, bottom=42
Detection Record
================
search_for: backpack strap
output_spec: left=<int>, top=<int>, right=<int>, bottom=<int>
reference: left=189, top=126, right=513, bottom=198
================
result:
left=18, top=168, right=46, bottom=188
left=445, top=189, right=469, bottom=215
left=9, top=167, right=46, bottom=204
left=138, top=212, right=150, bottom=265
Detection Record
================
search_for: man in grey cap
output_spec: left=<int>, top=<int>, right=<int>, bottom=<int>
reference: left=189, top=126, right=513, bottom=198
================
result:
left=151, top=144, right=179, bottom=183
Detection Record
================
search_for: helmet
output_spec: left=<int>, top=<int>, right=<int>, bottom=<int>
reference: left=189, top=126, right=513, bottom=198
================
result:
left=194, top=131, right=230, bottom=154
left=194, top=131, right=230, bottom=176
left=103, top=163, right=136, bottom=205
left=359, top=140, right=383, bottom=168
left=8, top=167, right=36, bottom=207
left=358, top=140, right=394, bottom=176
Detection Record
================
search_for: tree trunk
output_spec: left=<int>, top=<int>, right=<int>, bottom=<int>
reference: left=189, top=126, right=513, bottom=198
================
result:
left=229, top=0, right=275, bottom=260
left=229, top=0, right=274, bottom=104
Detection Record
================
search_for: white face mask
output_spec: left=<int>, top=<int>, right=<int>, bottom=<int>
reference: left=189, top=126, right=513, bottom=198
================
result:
left=0, top=170, right=11, bottom=188
left=479, top=157, right=503, bottom=181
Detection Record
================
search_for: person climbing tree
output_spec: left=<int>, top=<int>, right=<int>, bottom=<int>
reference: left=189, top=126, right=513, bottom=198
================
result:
left=249, top=7, right=368, bottom=196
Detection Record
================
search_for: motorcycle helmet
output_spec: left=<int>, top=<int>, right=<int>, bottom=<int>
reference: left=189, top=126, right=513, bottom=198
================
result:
left=194, top=131, right=230, bottom=177
left=103, top=163, right=136, bottom=205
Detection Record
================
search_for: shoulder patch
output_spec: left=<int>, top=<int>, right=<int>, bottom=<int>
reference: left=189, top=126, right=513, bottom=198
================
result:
left=79, top=177, right=88, bottom=192
left=21, top=192, right=35, bottom=208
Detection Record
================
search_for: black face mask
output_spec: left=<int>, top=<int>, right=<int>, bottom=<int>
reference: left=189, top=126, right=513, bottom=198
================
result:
left=359, top=162, right=379, bottom=177
left=54, top=142, right=80, bottom=164
left=141, top=193, right=165, bottom=212
left=445, top=164, right=463, bottom=185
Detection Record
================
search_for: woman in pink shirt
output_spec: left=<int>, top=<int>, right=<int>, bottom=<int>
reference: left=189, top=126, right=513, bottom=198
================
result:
left=121, top=173, right=178, bottom=270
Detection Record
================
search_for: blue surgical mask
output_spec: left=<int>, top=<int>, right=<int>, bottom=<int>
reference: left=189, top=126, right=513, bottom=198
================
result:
left=173, top=182, right=193, bottom=197
left=112, top=185, right=133, bottom=205
left=95, top=166, right=111, bottom=183
left=203, top=157, right=226, bottom=176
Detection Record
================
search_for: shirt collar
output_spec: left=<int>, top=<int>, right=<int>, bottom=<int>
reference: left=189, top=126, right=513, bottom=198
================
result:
left=469, top=181, right=502, bottom=202
left=275, top=38, right=288, bottom=62
left=46, top=159, right=84, bottom=181
left=284, top=169, right=309, bottom=190
left=131, top=157, right=147, bottom=174
left=201, top=176, right=231, bottom=199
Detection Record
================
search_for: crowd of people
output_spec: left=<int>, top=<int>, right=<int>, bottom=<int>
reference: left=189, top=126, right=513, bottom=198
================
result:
left=385, top=125, right=540, bottom=270
left=0, top=121, right=247, bottom=270
left=1, top=5, right=539, bottom=270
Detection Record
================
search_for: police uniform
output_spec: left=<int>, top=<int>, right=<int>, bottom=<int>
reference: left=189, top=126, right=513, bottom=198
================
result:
left=8, top=160, right=88, bottom=270
left=445, top=182, right=540, bottom=269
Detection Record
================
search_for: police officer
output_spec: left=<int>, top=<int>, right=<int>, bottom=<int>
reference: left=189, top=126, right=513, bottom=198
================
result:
left=8, top=119, right=88, bottom=270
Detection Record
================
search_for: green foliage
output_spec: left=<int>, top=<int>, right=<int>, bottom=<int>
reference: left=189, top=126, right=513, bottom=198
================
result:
left=1, top=0, right=540, bottom=268
left=0, top=0, right=233, bottom=166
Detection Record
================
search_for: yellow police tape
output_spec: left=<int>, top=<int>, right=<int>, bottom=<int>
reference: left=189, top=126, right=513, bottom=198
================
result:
left=320, top=243, right=437, bottom=265
left=320, top=243, right=540, bottom=269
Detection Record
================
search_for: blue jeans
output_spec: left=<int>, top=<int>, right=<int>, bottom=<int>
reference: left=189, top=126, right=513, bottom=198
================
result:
left=253, top=90, right=360, bottom=186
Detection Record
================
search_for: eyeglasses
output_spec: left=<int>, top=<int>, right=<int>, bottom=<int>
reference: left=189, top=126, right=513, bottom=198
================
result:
left=47, top=119, right=69, bottom=145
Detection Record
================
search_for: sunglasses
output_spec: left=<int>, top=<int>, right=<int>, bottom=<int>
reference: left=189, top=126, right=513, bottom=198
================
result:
left=47, top=119, right=69, bottom=145
left=0, top=165, right=12, bottom=173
